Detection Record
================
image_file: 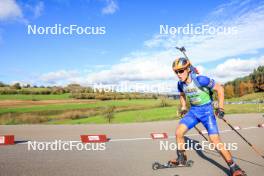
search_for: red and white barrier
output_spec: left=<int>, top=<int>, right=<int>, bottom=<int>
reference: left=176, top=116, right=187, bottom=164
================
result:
left=150, top=133, right=168, bottom=139
left=0, top=135, right=15, bottom=145
left=258, top=124, right=264, bottom=128
left=80, top=134, right=108, bottom=143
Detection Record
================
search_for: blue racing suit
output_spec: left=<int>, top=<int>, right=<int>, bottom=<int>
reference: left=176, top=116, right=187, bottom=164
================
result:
left=178, top=75, right=219, bottom=135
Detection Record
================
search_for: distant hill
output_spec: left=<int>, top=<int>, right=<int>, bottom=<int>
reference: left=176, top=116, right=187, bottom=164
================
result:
left=224, top=66, right=264, bottom=98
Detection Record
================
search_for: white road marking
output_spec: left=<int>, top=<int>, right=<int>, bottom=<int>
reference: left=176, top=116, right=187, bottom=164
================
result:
left=15, top=126, right=262, bottom=145
left=242, top=126, right=258, bottom=130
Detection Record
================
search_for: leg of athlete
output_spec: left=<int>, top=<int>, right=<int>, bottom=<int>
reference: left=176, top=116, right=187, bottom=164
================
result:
left=209, top=134, right=245, bottom=176
left=200, top=104, right=246, bottom=176
left=171, top=111, right=199, bottom=166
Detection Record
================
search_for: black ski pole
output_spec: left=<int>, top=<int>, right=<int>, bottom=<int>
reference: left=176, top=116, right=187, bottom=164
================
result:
left=222, top=117, right=264, bottom=159
left=194, top=126, right=208, bottom=141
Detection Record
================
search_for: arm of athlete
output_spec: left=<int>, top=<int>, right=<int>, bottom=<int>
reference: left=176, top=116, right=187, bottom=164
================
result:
left=213, top=83, right=224, bottom=110
left=179, top=93, right=188, bottom=116
left=213, top=83, right=225, bottom=118
left=179, top=93, right=187, bottom=110
left=177, top=82, right=188, bottom=116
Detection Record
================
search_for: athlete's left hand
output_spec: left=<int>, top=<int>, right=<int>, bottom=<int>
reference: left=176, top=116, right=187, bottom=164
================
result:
left=215, top=108, right=225, bottom=119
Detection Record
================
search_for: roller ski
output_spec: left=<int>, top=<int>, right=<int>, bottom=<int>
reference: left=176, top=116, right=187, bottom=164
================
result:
left=152, top=160, right=194, bottom=170
left=152, top=150, right=194, bottom=170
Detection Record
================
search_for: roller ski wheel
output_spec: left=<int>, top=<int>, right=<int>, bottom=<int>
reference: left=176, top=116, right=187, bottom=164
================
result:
left=231, top=170, right=247, bottom=176
left=152, top=160, right=194, bottom=170
left=152, top=162, right=162, bottom=170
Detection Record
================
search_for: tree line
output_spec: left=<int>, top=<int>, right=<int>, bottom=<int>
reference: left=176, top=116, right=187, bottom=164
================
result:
left=224, top=66, right=264, bottom=98
left=0, top=83, right=158, bottom=100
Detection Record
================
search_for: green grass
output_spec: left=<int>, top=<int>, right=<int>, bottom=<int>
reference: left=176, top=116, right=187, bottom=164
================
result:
left=0, top=93, right=71, bottom=100
left=48, top=103, right=264, bottom=124
left=0, top=99, right=175, bottom=114
left=49, top=106, right=179, bottom=124
left=226, top=92, right=264, bottom=102
left=0, top=103, right=98, bottom=114
left=225, top=104, right=264, bottom=114
left=0, top=91, right=263, bottom=125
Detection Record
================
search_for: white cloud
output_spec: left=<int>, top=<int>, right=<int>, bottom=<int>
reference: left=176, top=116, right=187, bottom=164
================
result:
left=144, top=35, right=165, bottom=48
left=102, top=0, right=118, bottom=15
left=31, top=1, right=44, bottom=19
left=0, top=0, right=23, bottom=21
left=85, top=50, right=176, bottom=84
left=206, top=0, right=252, bottom=22
left=39, top=70, right=81, bottom=85
left=206, top=56, right=264, bottom=83
left=36, top=56, right=264, bottom=92
left=0, top=0, right=44, bottom=23
left=36, top=50, right=179, bottom=90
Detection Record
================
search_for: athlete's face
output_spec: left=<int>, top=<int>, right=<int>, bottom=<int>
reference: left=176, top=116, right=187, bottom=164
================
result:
left=175, top=69, right=189, bottom=81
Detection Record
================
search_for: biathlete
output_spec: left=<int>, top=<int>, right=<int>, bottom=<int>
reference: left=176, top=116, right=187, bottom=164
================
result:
left=171, top=57, right=246, bottom=176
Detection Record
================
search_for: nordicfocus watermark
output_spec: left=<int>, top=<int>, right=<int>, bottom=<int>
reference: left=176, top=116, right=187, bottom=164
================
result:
left=27, top=140, right=106, bottom=151
left=27, top=24, right=106, bottom=35
left=160, top=24, right=238, bottom=35
left=160, top=140, right=238, bottom=151
left=92, top=82, right=172, bottom=93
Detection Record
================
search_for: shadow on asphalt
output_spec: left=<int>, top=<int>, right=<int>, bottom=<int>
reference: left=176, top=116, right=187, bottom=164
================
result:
left=185, top=137, right=264, bottom=175
left=202, top=148, right=264, bottom=168
left=185, top=137, right=231, bottom=175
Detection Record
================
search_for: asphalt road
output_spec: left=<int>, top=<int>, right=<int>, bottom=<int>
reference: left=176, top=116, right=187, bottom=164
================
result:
left=0, top=113, right=264, bottom=176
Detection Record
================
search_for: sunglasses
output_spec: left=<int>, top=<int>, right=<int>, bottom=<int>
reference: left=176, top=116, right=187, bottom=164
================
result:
left=174, top=69, right=185, bottom=74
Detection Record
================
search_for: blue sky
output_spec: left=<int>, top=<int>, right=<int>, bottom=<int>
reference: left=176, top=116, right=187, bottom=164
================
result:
left=0, top=0, right=264, bottom=92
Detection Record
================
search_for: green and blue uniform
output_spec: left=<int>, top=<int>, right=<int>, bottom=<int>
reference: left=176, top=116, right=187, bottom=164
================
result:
left=178, top=75, right=219, bottom=135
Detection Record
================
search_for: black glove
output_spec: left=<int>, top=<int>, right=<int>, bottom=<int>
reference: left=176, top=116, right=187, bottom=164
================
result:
left=215, top=108, right=225, bottom=119
left=180, top=109, right=188, bottom=117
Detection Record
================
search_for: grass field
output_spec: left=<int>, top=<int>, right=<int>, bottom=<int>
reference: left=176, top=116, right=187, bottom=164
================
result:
left=0, top=93, right=71, bottom=100
left=49, top=106, right=179, bottom=124
left=1, top=92, right=263, bottom=101
left=0, top=99, right=172, bottom=114
left=225, top=104, right=263, bottom=114
left=48, top=103, right=263, bottom=124
left=0, top=93, right=263, bottom=125
left=226, top=92, right=264, bottom=102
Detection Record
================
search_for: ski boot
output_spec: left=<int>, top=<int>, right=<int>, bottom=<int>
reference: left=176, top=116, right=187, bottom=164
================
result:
left=169, top=150, right=188, bottom=166
left=230, top=163, right=247, bottom=176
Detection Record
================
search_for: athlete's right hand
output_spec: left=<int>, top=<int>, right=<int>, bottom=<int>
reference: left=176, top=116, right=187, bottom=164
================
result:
left=180, top=109, right=188, bottom=117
